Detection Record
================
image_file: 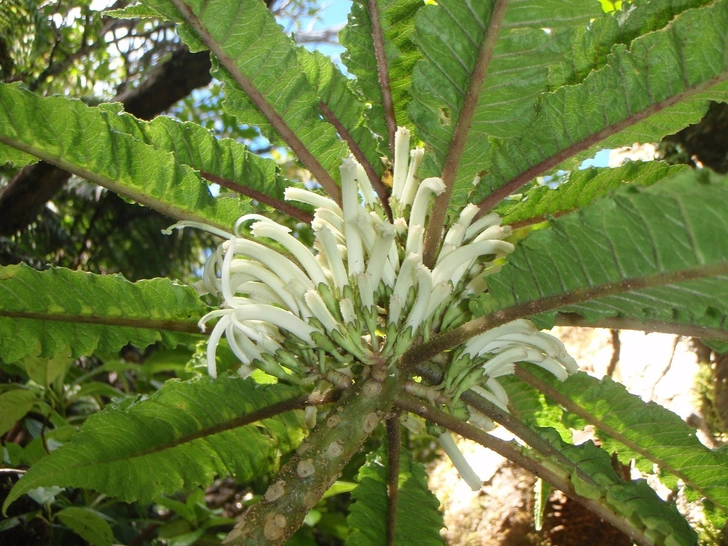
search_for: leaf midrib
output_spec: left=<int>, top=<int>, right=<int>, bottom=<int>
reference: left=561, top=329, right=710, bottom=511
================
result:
left=400, top=261, right=728, bottom=368
left=0, top=309, right=204, bottom=335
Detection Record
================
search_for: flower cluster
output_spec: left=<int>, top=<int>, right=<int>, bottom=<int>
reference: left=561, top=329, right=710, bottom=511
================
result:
left=172, top=127, right=576, bottom=419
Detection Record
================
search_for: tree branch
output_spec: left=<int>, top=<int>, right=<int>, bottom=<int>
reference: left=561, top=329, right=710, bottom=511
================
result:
left=421, top=0, right=509, bottom=268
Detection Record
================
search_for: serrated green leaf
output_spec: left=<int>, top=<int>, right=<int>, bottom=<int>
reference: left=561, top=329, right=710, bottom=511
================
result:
left=21, top=352, right=73, bottom=386
left=498, top=162, right=688, bottom=226
left=550, top=0, right=713, bottom=89
left=56, top=507, right=114, bottom=546
left=537, top=428, right=697, bottom=546
left=410, top=0, right=603, bottom=209
left=4, top=377, right=306, bottom=511
left=479, top=172, right=728, bottom=342
left=0, top=264, right=206, bottom=362
left=297, top=48, right=386, bottom=178
left=340, top=0, right=423, bottom=142
left=475, top=0, right=728, bottom=206
left=142, top=0, right=347, bottom=199
left=529, top=369, right=728, bottom=515
left=0, top=84, right=250, bottom=231
left=499, top=375, right=571, bottom=442
left=99, top=106, right=297, bottom=212
left=0, top=390, right=37, bottom=436
left=104, top=5, right=163, bottom=19
left=346, top=446, right=444, bottom=546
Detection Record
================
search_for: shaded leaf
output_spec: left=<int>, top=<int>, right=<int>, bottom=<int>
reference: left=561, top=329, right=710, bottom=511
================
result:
left=525, top=368, right=728, bottom=515
left=410, top=0, right=602, bottom=209
left=0, top=390, right=37, bottom=436
left=340, top=0, right=423, bottom=144
left=100, top=104, right=297, bottom=213
left=536, top=428, right=697, bottom=546
left=143, top=0, right=347, bottom=199
left=298, top=48, right=386, bottom=178
left=56, top=507, right=114, bottom=546
left=475, top=0, right=728, bottom=207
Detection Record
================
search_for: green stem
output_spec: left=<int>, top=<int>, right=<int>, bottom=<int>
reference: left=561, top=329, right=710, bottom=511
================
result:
left=223, top=373, right=401, bottom=545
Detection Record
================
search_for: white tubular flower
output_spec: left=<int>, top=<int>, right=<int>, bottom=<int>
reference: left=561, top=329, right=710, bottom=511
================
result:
left=391, top=127, right=411, bottom=200
left=232, top=304, right=317, bottom=345
left=471, top=385, right=510, bottom=413
left=162, top=220, right=233, bottom=240
left=405, top=224, right=425, bottom=258
left=399, top=148, right=425, bottom=207
left=188, top=131, right=578, bottom=410
left=357, top=273, right=375, bottom=310
left=341, top=159, right=366, bottom=276
left=432, top=240, right=514, bottom=287
left=437, top=432, right=482, bottom=491
left=405, top=266, right=432, bottom=331
left=472, top=224, right=512, bottom=243
left=355, top=162, right=377, bottom=207
left=314, top=224, right=348, bottom=292
left=339, top=298, right=357, bottom=325
left=463, top=320, right=538, bottom=357
left=425, top=281, right=453, bottom=319
left=389, top=253, right=420, bottom=324
left=234, top=214, right=278, bottom=236
left=232, top=238, right=313, bottom=293
left=285, top=187, right=343, bottom=217
left=409, top=177, right=446, bottom=230
left=312, top=209, right=345, bottom=238
left=229, top=260, right=301, bottom=316
left=464, top=213, right=502, bottom=242
left=226, top=320, right=263, bottom=365
left=204, top=313, right=232, bottom=378
left=481, top=347, right=525, bottom=378
left=304, top=290, right=340, bottom=333
left=250, top=221, right=328, bottom=287
left=362, top=213, right=396, bottom=289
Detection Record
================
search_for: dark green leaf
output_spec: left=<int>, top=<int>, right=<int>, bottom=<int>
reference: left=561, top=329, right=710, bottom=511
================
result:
left=340, top=0, right=423, bottom=143
left=56, top=507, right=114, bottom=546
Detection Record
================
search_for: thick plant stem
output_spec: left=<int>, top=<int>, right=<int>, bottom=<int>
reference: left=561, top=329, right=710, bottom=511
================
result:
left=223, top=373, right=400, bottom=545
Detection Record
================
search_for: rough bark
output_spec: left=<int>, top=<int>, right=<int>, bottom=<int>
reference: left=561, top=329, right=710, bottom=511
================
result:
left=0, top=47, right=212, bottom=237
